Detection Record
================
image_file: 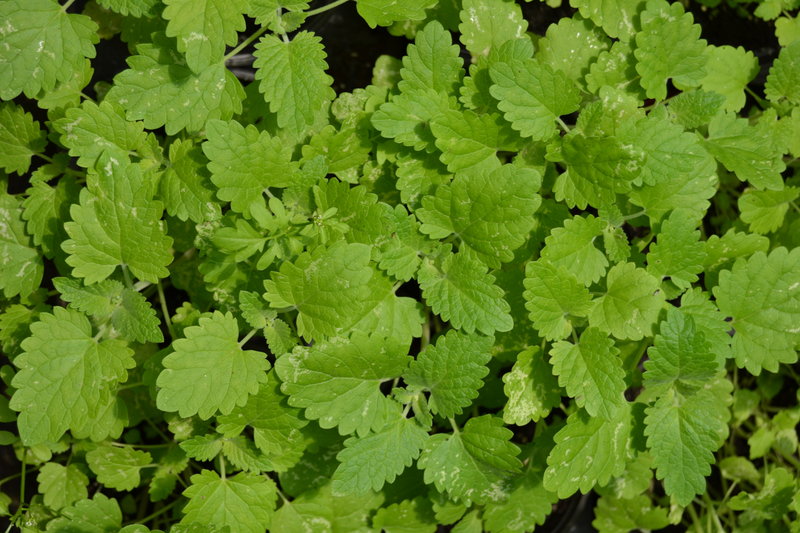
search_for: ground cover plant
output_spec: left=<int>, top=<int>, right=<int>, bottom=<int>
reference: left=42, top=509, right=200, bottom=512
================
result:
left=1, top=0, right=799, bottom=531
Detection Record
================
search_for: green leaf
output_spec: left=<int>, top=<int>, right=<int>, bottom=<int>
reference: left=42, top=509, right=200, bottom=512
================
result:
left=37, top=463, right=89, bottom=510
left=645, top=378, right=732, bottom=506
left=701, top=112, right=786, bottom=191
left=52, top=100, right=147, bottom=169
left=253, top=31, right=335, bottom=133
left=180, top=470, right=277, bottom=533
left=332, top=416, right=429, bottom=495
left=264, top=241, right=377, bottom=341
left=0, top=0, right=98, bottom=100
left=399, top=21, right=464, bottom=94
left=404, top=330, right=493, bottom=418
left=418, top=252, right=513, bottom=335
left=700, top=45, right=759, bottom=112
left=62, top=156, right=173, bottom=284
left=0, top=102, right=47, bottom=174
left=0, top=192, right=44, bottom=299
left=765, top=40, right=800, bottom=107
left=550, top=327, right=627, bottom=420
left=417, top=165, right=541, bottom=267
left=644, top=308, right=720, bottom=396
left=372, top=498, right=437, bottom=533
left=10, top=307, right=135, bottom=445
left=246, top=0, right=309, bottom=30
left=592, top=493, right=670, bottom=533
left=157, top=311, right=269, bottom=419
left=458, top=0, right=528, bottom=57
left=203, top=119, right=297, bottom=216
left=536, top=16, right=611, bottom=88
left=161, top=138, right=221, bottom=223
left=589, top=262, right=665, bottom=340
left=163, top=0, right=246, bottom=72
left=569, top=0, right=644, bottom=40
left=634, top=0, right=707, bottom=101
left=271, top=483, right=383, bottom=533
left=275, top=332, right=409, bottom=436
left=429, top=110, right=508, bottom=174
left=523, top=260, right=593, bottom=340
left=45, top=493, right=121, bottom=533
left=544, top=403, right=631, bottom=498
left=419, top=415, right=521, bottom=505
left=489, top=58, right=581, bottom=141
left=96, top=0, right=159, bottom=16
left=483, top=457, right=558, bottom=533
left=217, top=374, right=308, bottom=472
left=54, top=277, right=163, bottom=343
left=86, top=445, right=152, bottom=491
left=647, top=209, right=706, bottom=289
left=356, top=0, right=436, bottom=28
left=107, top=40, right=244, bottom=134
left=713, top=248, right=800, bottom=374
left=502, top=346, right=561, bottom=425
left=539, top=214, right=608, bottom=287
left=180, top=434, right=223, bottom=461
left=372, top=89, right=453, bottom=152
left=22, top=171, right=81, bottom=259
left=739, top=187, right=800, bottom=234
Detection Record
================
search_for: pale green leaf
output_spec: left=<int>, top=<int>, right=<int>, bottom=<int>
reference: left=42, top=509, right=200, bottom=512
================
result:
left=253, top=31, right=335, bottom=133
left=523, top=260, right=593, bottom=340
left=275, top=332, right=409, bottom=436
left=163, top=0, right=246, bottom=71
left=502, top=346, right=562, bottom=425
left=86, top=445, right=151, bottom=491
left=550, top=327, right=626, bottom=420
left=459, top=0, right=528, bottom=57
left=0, top=102, right=47, bottom=174
left=634, top=0, right=707, bottom=100
left=536, top=16, right=611, bottom=88
left=356, top=0, right=436, bottom=28
left=568, top=0, right=644, bottom=40
left=45, top=493, right=121, bottom=533
left=22, top=172, right=80, bottom=258
left=418, top=252, right=513, bottom=334
left=372, top=498, right=437, bottom=533
left=161, top=138, right=220, bottom=223
left=739, top=187, right=800, bottom=234
left=589, top=262, right=665, bottom=340
left=543, top=403, right=631, bottom=498
left=0, top=0, right=98, bottom=100
left=700, top=45, right=759, bottom=112
left=419, top=415, right=521, bottom=505
left=332, top=416, right=429, bottom=495
left=483, top=458, right=558, bottom=533
left=399, top=21, right=464, bottom=94
left=489, top=58, right=581, bottom=141
left=96, top=0, right=159, bottom=16
left=539, top=214, right=608, bottom=287
left=271, top=483, right=383, bottom=533
left=372, top=89, right=453, bottom=152
left=157, top=311, right=270, bottom=419
left=713, top=247, right=800, bottom=374
left=0, top=192, right=43, bottom=299
left=180, top=470, right=277, bottom=533
left=430, top=110, right=508, bottom=174
left=592, top=493, right=670, bottom=533
left=403, top=330, right=492, bottom=418
left=62, top=156, right=173, bottom=284
left=647, top=209, right=706, bottom=289
left=765, top=40, right=800, bottom=107
left=203, top=119, right=297, bottom=216
left=9, top=307, right=135, bottom=445
left=37, top=463, right=89, bottom=510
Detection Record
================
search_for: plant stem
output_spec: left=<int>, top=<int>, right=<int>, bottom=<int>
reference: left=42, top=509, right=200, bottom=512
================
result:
left=61, top=0, right=77, bottom=11
left=224, top=26, right=269, bottom=62
left=305, top=0, right=350, bottom=17
left=157, top=281, right=176, bottom=341
left=121, top=264, right=134, bottom=289
left=127, top=499, right=180, bottom=526
left=238, top=328, right=259, bottom=348
left=556, top=117, right=571, bottom=133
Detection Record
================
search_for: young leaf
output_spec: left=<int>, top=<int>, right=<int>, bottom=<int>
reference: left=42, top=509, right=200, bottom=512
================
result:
left=569, top=0, right=644, bottom=40
left=544, top=403, right=631, bottom=498
left=203, top=119, right=297, bottom=217
left=417, top=252, right=513, bottom=335
left=356, top=0, right=436, bottom=28
left=62, top=156, right=173, bottom=284
left=332, top=416, right=429, bottom=495
left=713, top=248, right=800, bottom=374
left=589, top=262, right=665, bottom=340
left=0, top=102, right=47, bottom=175
left=399, top=21, right=464, bottom=95
left=403, top=330, right=493, bottom=418
left=489, top=58, right=581, bottom=141
left=523, top=260, right=593, bottom=340
left=765, top=40, right=800, bottom=107
left=180, top=470, right=277, bottom=533
left=419, top=415, right=522, bottom=505
left=9, top=307, right=135, bottom=445
left=163, top=0, right=246, bottom=72
left=700, top=45, right=759, bottom=112
left=633, top=0, right=707, bottom=100
left=156, top=311, right=269, bottom=419
left=37, top=463, right=89, bottom=511
left=86, top=445, right=152, bottom=491
left=539, top=214, right=608, bottom=287
left=459, top=0, right=528, bottom=57
left=0, top=193, right=44, bottom=299
left=275, top=332, right=409, bottom=436
left=0, top=0, right=98, bottom=100
left=550, top=327, right=627, bottom=420
left=647, top=209, right=706, bottom=290
left=253, top=31, right=335, bottom=133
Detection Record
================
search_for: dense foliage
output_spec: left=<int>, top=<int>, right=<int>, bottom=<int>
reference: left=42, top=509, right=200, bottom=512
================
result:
left=1, top=0, right=799, bottom=531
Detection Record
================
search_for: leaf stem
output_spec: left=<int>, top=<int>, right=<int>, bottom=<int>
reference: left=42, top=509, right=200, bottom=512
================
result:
left=18, top=449, right=27, bottom=518
left=556, top=117, right=571, bottom=133
left=305, top=0, right=350, bottom=17
left=744, top=86, right=768, bottom=110
left=225, top=26, right=269, bottom=62
left=157, top=281, right=176, bottom=341
left=126, top=499, right=180, bottom=526
left=448, top=417, right=460, bottom=435
left=61, top=0, right=77, bottom=11
left=238, top=327, right=259, bottom=348
left=121, top=264, right=134, bottom=289
left=0, top=472, right=22, bottom=487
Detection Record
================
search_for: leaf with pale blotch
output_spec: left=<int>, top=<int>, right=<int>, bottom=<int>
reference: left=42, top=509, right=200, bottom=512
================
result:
left=700, top=45, right=759, bottom=112
left=738, top=187, right=800, bottom=234
left=0, top=102, right=47, bottom=174
left=502, top=347, right=561, bottom=425
left=0, top=193, right=43, bottom=299
left=86, top=445, right=152, bottom=491
left=459, top=0, right=528, bottom=57
left=37, top=463, right=88, bottom=510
